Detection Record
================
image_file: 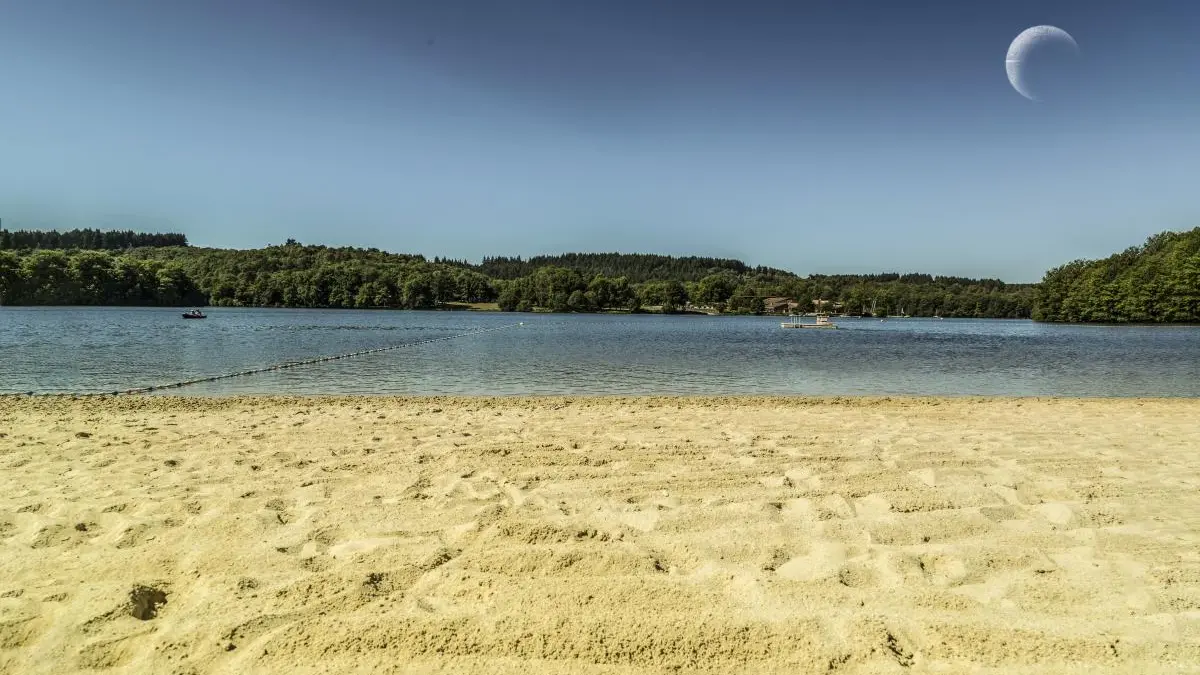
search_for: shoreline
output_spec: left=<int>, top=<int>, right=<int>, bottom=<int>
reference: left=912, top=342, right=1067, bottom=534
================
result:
left=2, top=304, right=1049, bottom=320
left=2, top=393, right=1198, bottom=405
left=2, top=396, right=1198, bottom=673
left=15, top=304, right=1200, bottom=323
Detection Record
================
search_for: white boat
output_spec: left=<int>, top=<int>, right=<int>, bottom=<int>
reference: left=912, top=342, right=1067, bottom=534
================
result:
left=781, top=313, right=837, bottom=329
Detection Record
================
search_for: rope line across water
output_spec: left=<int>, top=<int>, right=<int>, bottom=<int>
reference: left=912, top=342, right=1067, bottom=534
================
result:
left=3, top=321, right=524, bottom=397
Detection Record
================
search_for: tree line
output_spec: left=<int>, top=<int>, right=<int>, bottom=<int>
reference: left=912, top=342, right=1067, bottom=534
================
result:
left=0, top=234, right=1035, bottom=315
left=1033, top=227, right=1200, bottom=323
left=488, top=266, right=1035, bottom=317
left=130, top=241, right=1037, bottom=316
left=479, top=253, right=789, bottom=283
left=0, top=250, right=204, bottom=306
left=0, top=228, right=188, bottom=251
left=3, top=227, right=1195, bottom=322
left=124, top=242, right=496, bottom=309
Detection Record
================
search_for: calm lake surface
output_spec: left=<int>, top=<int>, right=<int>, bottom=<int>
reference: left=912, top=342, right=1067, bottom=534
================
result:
left=1, top=307, right=1198, bottom=396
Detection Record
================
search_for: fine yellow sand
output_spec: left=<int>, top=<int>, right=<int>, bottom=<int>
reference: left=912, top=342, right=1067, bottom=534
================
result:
left=1, top=396, right=1199, bottom=674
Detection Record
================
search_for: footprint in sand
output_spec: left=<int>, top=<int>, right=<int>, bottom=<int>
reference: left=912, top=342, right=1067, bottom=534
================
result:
left=979, top=504, right=1025, bottom=522
left=399, top=477, right=434, bottom=501
left=114, top=523, right=156, bottom=549
left=815, top=495, right=856, bottom=520
left=286, top=525, right=342, bottom=561
left=836, top=559, right=878, bottom=588
left=1036, top=502, right=1075, bottom=527
left=854, top=494, right=893, bottom=519
left=915, top=553, right=970, bottom=587
left=221, top=613, right=297, bottom=653
left=30, top=524, right=79, bottom=549
left=776, top=541, right=847, bottom=582
left=260, top=497, right=298, bottom=527
left=77, top=635, right=142, bottom=670
left=0, top=616, right=45, bottom=650
left=873, top=550, right=940, bottom=588
left=778, top=498, right=818, bottom=524
left=783, top=467, right=821, bottom=491
left=909, top=468, right=937, bottom=487
left=327, top=537, right=403, bottom=559
left=607, top=506, right=660, bottom=533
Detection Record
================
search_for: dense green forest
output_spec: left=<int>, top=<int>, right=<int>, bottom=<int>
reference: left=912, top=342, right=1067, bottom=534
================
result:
left=0, top=232, right=1034, bottom=317
left=0, top=228, right=188, bottom=251
left=478, top=253, right=787, bottom=282
left=6, top=226, right=1195, bottom=322
left=127, top=243, right=495, bottom=309
left=490, top=265, right=1033, bottom=316
left=0, top=249, right=205, bottom=306
left=1033, top=227, right=1200, bottom=323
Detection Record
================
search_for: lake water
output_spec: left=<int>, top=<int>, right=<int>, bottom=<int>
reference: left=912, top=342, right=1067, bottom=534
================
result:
left=1, top=307, right=1198, bottom=396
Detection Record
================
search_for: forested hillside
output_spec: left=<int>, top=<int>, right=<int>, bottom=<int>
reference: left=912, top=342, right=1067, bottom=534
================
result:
left=490, top=266, right=1033, bottom=316
left=0, top=228, right=187, bottom=250
left=127, top=243, right=494, bottom=309
left=0, top=249, right=204, bottom=306
left=0, top=229, right=1041, bottom=317
left=1033, top=228, right=1200, bottom=323
left=478, top=253, right=776, bottom=282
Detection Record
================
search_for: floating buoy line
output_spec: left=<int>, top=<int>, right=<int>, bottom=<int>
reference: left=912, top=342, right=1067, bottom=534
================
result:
left=2, top=321, right=525, bottom=398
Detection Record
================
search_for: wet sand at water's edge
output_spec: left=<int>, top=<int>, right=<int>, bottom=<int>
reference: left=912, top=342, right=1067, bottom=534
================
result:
left=1, top=396, right=1198, bottom=673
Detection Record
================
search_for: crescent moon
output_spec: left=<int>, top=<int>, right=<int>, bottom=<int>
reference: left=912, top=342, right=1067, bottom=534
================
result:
left=1006, top=25, right=1079, bottom=101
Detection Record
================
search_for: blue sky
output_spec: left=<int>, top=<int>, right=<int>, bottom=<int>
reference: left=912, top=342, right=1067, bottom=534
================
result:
left=1, top=0, right=1197, bottom=282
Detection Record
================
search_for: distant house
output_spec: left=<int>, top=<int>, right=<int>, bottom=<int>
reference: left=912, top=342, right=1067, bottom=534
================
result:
left=762, top=297, right=799, bottom=314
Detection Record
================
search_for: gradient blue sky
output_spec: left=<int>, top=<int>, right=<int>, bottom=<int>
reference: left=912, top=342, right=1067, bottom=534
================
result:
left=1, top=0, right=1197, bottom=281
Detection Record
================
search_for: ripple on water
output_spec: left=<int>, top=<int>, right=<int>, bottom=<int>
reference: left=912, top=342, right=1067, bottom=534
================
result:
left=2, top=309, right=1199, bottom=396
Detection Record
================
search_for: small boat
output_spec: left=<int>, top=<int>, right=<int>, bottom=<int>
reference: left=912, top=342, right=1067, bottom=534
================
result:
left=182, top=309, right=207, bottom=319
left=781, top=313, right=837, bottom=329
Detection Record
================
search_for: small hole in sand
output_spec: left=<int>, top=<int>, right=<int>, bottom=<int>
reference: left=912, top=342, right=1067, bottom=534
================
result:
left=129, top=585, right=167, bottom=620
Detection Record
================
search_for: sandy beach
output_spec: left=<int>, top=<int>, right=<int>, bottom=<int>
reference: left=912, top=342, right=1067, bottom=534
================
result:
left=1, top=396, right=1198, bottom=674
